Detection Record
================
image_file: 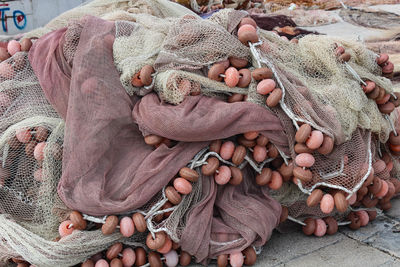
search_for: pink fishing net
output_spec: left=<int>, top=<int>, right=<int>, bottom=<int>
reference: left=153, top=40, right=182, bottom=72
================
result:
left=26, top=16, right=284, bottom=263
left=180, top=166, right=281, bottom=263
left=0, top=3, right=398, bottom=266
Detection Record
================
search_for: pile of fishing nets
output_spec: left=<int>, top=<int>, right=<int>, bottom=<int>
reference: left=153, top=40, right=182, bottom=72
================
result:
left=0, top=0, right=399, bottom=266
left=171, top=0, right=400, bottom=15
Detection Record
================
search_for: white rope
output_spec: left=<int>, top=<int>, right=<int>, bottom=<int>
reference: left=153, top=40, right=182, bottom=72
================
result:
left=190, top=0, right=201, bottom=13
left=288, top=215, right=305, bottom=226
left=277, top=147, right=291, bottom=166
left=189, top=147, right=208, bottom=169
left=338, top=0, right=347, bottom=9
left=190, top=149, right=276, bottom=171
left=386, top=114, right=397, bottom=137
left=244, top=155, right=274, bottom=174
left=345, top=63, right=367, bottom=86
left=289, top=215, right=351, bottom=226
left=143, top=72, right=157, bottom=90
left=82, top=214, right=107, bottom=224
left=377, top=139, right=383, bottom=158
left=349, top=207, right=378, bottom=212
left=319, top=158, right=346, bottom=180
left=146, top=189, right=169, bottom=239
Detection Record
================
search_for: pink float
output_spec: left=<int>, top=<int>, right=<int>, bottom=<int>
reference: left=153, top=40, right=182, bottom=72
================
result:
left=375, top=180, right=388, bottom=198
left=7, top=40, right=21, bottom=56
left=295, top=153, right=315, bottom=168
left=269, top=171, right=283, bottom=190
left=320, top=194, right=334, bottom=214
left=257, top=79, right=276, bottom=95
left=157, top=238, right=172, bottom=254
left=224, top=67, right=240, bottom=88
left=253, top=145, right=267, bottom=162
left=314, top=218, right=327, bottom=237
left=237, top=24, right=256, bottom=36
left=119, top=217, right=135, bottom=237
left=220, top=141, right=235, bottom=160
left=34, top=142, right=46, bottom=161
left=306, top=130, right=324, bottom=150
left=173, top=178, right=192, bottom=195
left=230, top=251, right=244, bottom=267
left=214, top=165, right=231, bottom=185
left=356, top=210, right=369, bottom=226
left=16, top=129, right=32, bottom=143
left=59, top=220, right=74, bottom=237
left=95, top=259, right=109, bottom=267
left=164, top=250, right=179, bottom=267
left=121, top=248, right=136, bottom=267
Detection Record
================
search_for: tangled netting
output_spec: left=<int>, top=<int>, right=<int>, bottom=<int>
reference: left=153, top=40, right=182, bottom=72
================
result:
left=0, top=50, right=63, bottom=241
left=0, top=0, right=399, bottom=266
left=263, top=0, right=400, bottom=11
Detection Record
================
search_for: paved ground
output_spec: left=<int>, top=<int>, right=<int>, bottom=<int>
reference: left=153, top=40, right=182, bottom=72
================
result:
left=255, top=197, right=400, bottom=267
left=192, top=197, right=400, bottom=267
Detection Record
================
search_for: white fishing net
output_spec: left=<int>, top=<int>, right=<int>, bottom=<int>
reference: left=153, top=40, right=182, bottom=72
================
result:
left=0, top=51, right=65, bottom=241
left=0, top=0, right=198, bottom=265
left=0, top=0, right=399, bottom=265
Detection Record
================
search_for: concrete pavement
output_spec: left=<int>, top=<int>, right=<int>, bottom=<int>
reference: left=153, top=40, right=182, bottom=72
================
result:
left=191, top=197, right=400, bottom=267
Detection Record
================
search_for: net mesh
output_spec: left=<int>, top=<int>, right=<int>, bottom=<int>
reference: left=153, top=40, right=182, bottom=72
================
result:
left=0, top=1, right=399, bottom=266
left=0, top=50, right=64, bottom=243
left=0, top=1, right=199, bottom=265
left=249, top=30, right=397, bottom=195
left=115, top=9, right=396, bottom=196
left=113, top=9, right=250, bottom=101
left=0, top=214, right=146, bottom=266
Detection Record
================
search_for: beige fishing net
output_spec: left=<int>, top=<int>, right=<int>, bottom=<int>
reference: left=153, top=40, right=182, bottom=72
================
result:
left=113, top=9, right=250, bottom=102
left=0, top=1, right=200, bottom=265
left=0, top=0, right=399, bottom=266
left=0, top=54, right=74, bottom=266
left=247, top=30, right=398, bottom=196
left=113, top=8, right=395, bottom=198
left=0, top=51, right=65, bottom=242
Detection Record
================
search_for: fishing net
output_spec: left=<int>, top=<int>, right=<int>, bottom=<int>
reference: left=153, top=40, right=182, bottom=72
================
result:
left=0, top=1, right=399, bottom=266
left=339, top=8, right=400, bottom=30
left=115, top=7, right=396, bottom=198
left=264, top=0, right=400, bottom=11
left=0, top=48, right=64, bottom=243
left=272, top=9, right=340, bottom=27
left=251, top=30, right=398, bottom=196
left=0, top=11, right=285, bottom=265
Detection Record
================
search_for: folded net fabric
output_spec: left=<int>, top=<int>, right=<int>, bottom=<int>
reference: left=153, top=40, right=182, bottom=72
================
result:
left=0, top=2, right=398, bottom=266
left=0, top=14, right=285, bottom=265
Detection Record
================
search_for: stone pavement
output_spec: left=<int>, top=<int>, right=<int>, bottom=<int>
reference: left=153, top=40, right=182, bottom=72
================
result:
left=256, top=197, right=400, bottom=267
left=191, top=197, right=400, bottom=267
